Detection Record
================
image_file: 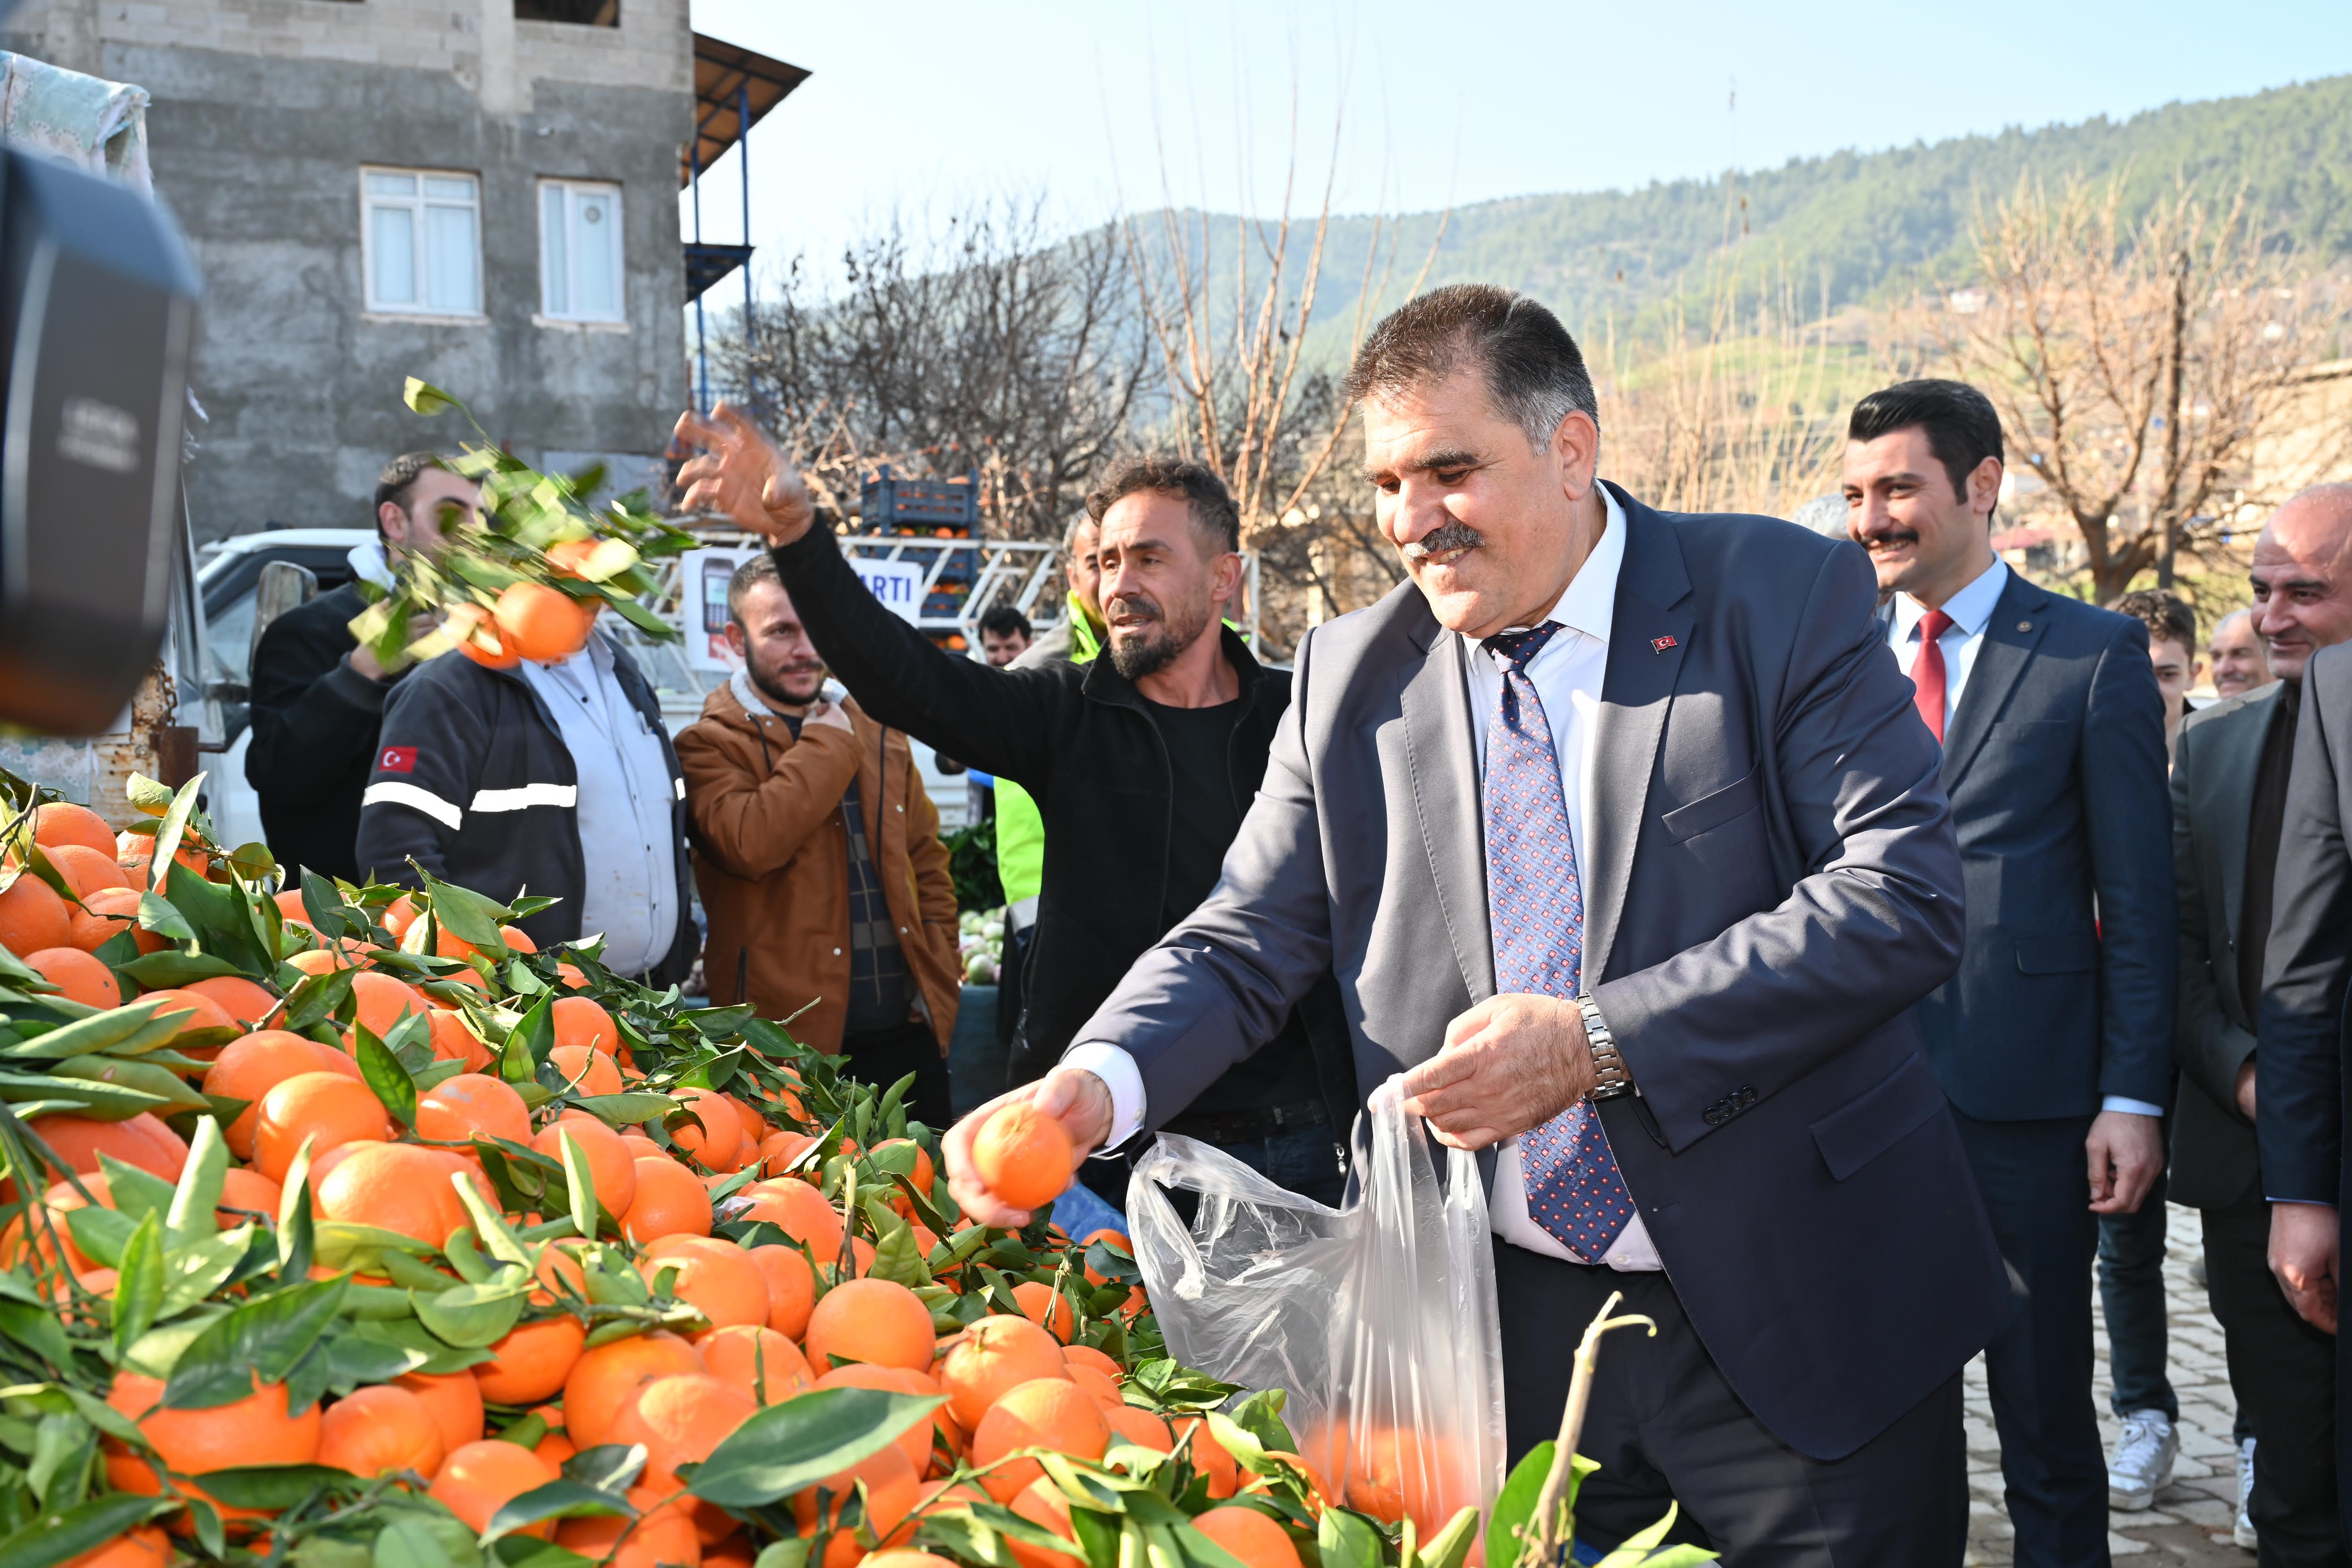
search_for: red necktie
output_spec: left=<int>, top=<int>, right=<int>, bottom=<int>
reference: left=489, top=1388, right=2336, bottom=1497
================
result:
left=1910, top=608, right=1955, bottom=744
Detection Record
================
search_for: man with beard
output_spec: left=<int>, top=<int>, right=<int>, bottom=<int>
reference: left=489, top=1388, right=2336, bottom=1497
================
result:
left=672, top=423, right=1357, bottom=1204
left=674, top=553, right=962, bottom=1126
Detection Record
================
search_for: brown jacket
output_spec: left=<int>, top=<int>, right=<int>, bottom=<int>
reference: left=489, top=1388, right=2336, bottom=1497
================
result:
left=675, top=678, right=960, bottom=1055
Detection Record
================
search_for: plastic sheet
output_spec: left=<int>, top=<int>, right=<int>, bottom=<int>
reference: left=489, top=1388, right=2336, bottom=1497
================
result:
left=1129, top=1078, right=1507, bottom=1542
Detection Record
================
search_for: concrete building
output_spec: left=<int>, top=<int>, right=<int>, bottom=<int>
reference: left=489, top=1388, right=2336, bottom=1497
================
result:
left=3, top=0, right=752, bottom=540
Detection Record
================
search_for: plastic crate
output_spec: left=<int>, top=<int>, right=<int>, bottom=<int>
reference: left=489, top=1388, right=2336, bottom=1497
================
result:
left=861, top=464, right=979, bottom=533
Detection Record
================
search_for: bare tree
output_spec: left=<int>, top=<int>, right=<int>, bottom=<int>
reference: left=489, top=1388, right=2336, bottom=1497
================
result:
left=723, top=198, right=1148, bottom=539
left=1915, top=174, right=2336, bottom=603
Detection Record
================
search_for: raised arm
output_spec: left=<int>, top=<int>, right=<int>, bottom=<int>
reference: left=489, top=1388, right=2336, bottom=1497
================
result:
left=675, top=405, right=1067, bottom=786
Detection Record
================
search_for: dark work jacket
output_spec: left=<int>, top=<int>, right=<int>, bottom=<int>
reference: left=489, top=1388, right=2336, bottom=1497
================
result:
left=246, top=584, right=391, bottom=882
left=1908, top=573, right=2177, bottom=1119
left=771, top=526, right=1357, bottom=1139
left=353, top=635, right=698, bottom=984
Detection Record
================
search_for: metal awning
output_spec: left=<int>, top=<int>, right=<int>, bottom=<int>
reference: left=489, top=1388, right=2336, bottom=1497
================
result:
left=681, top=33, right=807, bottom=189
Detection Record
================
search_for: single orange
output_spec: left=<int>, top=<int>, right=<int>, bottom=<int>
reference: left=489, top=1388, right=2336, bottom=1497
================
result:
left=24, top=946, right=119, bottom=1008
left=0, top=871, right=72, bottom=955
left=284, top=947, right=352, bottom=978
left=1007, top=1477, right=1087, bottom=1568
left=533, top=1237, right=589, bottom=1305
left=935, top=1314, right=1068, bottom=1431
left=217, top=1166, right=283, bottom=1227
left=729, top=1178, right=845, bottom=1252
left=44, top=842, right=129, bottom=904
left=1062, top=1344, right=1121, bottom=1380
left=971, top=1378, right=1110, bottom=1501
left=396, top=1369, right=486, bottom=1454
left=317, top=1383, right=446, bottom=1478
left=59, top=1525, right=169, bottom=1568
left=668, top=1085, right=742, bottom=1172
left=447, top=602, right=520, bottom=669
left=317, top=1141, right=467, bottom=1246
left=815, top=1364, right=943, bottom=1475
left=1012, top=1281, right=1075, bottom=1343
left=552, top=995, right=621, bottom=1054
left=251, top=1070, right=391, bottom=1181
left=640, top=1234, right=771, bottom=1332
left=804, top=1278, right=937, bottom=1374
left=1192, top=1506, right=1303, bottom=1568
left=476, top=1314, right=589, bottom=1405
left=499, top=924, right=537, bottom=953
left=24, top=1113, right=188, bottom=1183
left=494, top=581, right=596, bottom=663
left=381, top=895, right=420, bottom=939
left=870, top=1138, right=936, bottom=1195
left=1064, top=1364, right=1122, bottom=1412
left=555, top=1494, right=702, bottom=1568
left=561, top=1329, right=706, bottom=1449
left=757, top=1130, right=819, bottom=1177
left=725, top=1093, right=768, bottom=1147
left=555, top=961, right=589, bottom=990
left=114, top=830, right=207, bottom=887
left=347, top=970, right=429, bottom=1042
left=132, top=987, right=238, bottom=1061
left=699, top=1324, right=814, bottom=1405
left=31, top=802, right=117, bottom=857
left=416, top=1071, right=530, bottom=1146
left=747, top=1244, right=818, bottom=1339
left=184, top=974, right=278, bottom=1029
left=104, top=1369, right=321, bottom=1518
left=609, top=1372, right=757, bottom=1493
left=971, top=1103, right=1074, bottom=1212
left=429, top=1009, right=492, bottom=1068
left=549, top=1043, right=622, bottom=1096
left=1177, top=1416, right=1241, bottom=1501
left=535, top=1112, right=638, bottom=1216
left=1104, top=1405, right=1174, bottom=1456
left=69, top=884, right=157, bottom=953
left=429, top=1439, right=562, bottom=1536
left=623, top=1155, right=714, bottom=1242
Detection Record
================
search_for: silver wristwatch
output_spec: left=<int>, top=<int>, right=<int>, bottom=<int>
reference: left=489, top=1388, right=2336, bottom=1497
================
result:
left=1578, top=993, right=1634, bottom=1099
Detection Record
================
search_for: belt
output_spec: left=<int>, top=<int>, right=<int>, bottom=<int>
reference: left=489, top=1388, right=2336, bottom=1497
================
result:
left=1161, top=1097, right=1330, bottom=1146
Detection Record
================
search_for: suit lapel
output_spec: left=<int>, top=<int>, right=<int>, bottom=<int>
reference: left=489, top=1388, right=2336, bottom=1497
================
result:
left=1585, top=490, right=1694, bottom=983
left=1398, top=612, right=1496, bottom=1003
left=1939, top=574, right=2050, bottom=786
left=2203, top=689, right=2277, bottom=955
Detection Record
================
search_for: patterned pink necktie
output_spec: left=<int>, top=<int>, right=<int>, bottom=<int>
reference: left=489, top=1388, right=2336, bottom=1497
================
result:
left=1482, top=623, right=1636, bottom=1261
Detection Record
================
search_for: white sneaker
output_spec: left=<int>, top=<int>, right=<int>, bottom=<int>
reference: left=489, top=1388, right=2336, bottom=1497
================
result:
left=2108, top=1409, right=2178, bottom=1511
left=2235, top=1437, right=2258, bottom=1549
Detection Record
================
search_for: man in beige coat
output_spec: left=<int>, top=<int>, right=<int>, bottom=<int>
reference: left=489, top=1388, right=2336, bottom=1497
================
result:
left=676, top=553, right=961, bottom=1126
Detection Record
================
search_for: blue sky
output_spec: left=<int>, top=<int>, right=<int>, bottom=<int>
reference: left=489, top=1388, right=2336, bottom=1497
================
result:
left=684, top=0, right=2352, bottom=290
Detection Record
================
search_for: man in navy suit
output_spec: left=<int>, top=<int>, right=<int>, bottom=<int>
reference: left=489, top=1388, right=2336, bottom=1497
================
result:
left=1843, top=380, right=2176, bottom=1568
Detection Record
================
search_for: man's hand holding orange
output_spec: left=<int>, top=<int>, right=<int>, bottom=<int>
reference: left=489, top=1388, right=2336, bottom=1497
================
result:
left=945, top=1067, right=1113, bottom=1229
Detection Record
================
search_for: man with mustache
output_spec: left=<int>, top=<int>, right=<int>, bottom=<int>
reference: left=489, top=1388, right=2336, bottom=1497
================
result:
left=1844, top=379, right=2174, bottom=1568
left=673, top=554, right=964, bottom=1125
left=673, top=423, right=1356, bottom=1203
left=946, top=285, right=2006, bottom=1558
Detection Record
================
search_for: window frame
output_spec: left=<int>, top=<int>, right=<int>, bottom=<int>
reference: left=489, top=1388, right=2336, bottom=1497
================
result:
left=358, top=165, right=485, bottom=320
left=536, top=178, right=628, bottom=326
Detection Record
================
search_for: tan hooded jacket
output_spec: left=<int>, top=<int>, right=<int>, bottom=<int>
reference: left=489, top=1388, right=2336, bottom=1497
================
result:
left=675, top=676, right=960, bottom=1055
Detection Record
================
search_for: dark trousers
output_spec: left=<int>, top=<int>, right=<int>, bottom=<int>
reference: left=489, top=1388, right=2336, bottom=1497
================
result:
left=2095, top=1166, right=2177, bottom=1419
left=1950, top=1109, right=2108, bottom=1568
left=1494, top=1242, right=1968, bottom=1565
left=840, top=1018, right=953, bottom=1135
left=2202, top=1185, right=2347, bottom=1568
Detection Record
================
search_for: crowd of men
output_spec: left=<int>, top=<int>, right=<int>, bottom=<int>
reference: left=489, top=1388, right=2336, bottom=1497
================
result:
left=242, top=278, right=2352, bottom=1567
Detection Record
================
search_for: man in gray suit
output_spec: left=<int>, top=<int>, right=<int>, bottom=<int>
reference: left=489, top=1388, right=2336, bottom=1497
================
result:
left=942, top=285, right=2008, bottom=1559
left=2177, top=486, right=2352, bottom=1567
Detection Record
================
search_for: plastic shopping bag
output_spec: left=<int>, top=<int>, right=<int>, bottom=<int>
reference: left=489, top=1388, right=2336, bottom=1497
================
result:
left=1128, top=1078, right=1507, bottom=1544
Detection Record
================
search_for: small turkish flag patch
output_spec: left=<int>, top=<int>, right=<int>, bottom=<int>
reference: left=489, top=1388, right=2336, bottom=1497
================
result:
left=1651, top=635, right=1679, bottom=653
left=378, top=745, right=417, bottom=774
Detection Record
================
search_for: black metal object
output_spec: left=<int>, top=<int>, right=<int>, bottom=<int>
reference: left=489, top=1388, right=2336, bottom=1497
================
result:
left=683, top=241, right=755, bottom=304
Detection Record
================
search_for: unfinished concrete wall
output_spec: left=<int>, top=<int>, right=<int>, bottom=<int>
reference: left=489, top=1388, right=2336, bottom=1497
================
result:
left=5, top=0, right=694, bottom=540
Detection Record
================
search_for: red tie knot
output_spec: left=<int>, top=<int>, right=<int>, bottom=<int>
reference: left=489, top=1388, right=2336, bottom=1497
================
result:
left=1918, top=608, right=1955, bottom=643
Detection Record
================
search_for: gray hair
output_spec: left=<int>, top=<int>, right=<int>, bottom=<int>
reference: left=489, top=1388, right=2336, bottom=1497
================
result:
left=1343, top=283, right=1599, bottom=451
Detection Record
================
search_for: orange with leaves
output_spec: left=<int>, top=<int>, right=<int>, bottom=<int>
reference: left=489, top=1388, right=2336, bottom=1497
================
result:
left=668, top=1085, right=742, bottom=1172
left=59, top=1527, right=169, bottom=1568
left=814, top=1364, right=944, bottom=1474
left=561, top=1330, right=706, bottom=1449
left=935, top=1314, right=1069, bottom=1431
left=415, top=1071, right=531, bottom=1145
left=22, top=1113, right=187, bottom=1183
left=30, top=802, right=117, bottom=857
left=475, top=1314, right=589, bottom=1405
left=623, top=1155, right=713, bottom=1242
left=1007, top=1478, right=1087, bottom=1568
left=104, top=1370, right=322, bottom=1519
left=0, top=870, right=71, bottom=955
left=316, top=1384, right=446, bottom=1478
left=251, top=1070, right=391, bottom=1181
left=610, top=1371, right=758, bottom=1493
left=970, top=1377, right=1110, bottom=1501
left=803, top=1278, right=937, bottom=1373
left=1012, top=1281, right=1075, bottom=1343
left=316, top=1141, right=467, bottom=1247
left=791, top=1441, right=920, bottom=1568
left=203, top=1030, right=358, bottom=1158
left=429, top=1439, right=563, bottom=1536
left=24, top=947, right=119, bottom=1008
left=494, top=581, right=596, bottom=663
left=699, top=1324, right=813, bottom=1406
left=747, top=1243, right=818, bottom=1339
left=639, top=1234, right=771, bottom=1332
left=183, top=975, right=278, bottom=1029
left=549, top=1043, right=622, bottom=1096
left=1192, top=1506, right=1305, bottom=1568
left=534, top=1113, right=638, bottom=1216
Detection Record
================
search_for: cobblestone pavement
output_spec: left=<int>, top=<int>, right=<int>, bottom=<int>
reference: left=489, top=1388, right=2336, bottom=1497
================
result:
left=1965, top=1203, right=2253, bottom=1565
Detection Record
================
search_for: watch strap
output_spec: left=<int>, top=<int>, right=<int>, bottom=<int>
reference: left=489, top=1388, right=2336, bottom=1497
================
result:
left=1579, top=993, right=1634, bottom=1099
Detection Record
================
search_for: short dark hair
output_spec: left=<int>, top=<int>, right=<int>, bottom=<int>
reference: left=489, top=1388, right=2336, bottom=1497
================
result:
left=725, top=552, right=781, bottom=629
left=2114, top=589, right=2197, bottom=654
left=374, top=452, right=449, bottom=520
left=1343, top=283, right=1600, bottom=448
left=977, top=605, right=1032, bottom=643
left=1084, top=457, right=1241, bottom=554
left=1847, top=380, right=2005, bottom=504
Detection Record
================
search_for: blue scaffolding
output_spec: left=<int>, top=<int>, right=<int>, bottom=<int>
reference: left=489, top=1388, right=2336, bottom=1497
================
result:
left=682, top=33, right=808, bottom=414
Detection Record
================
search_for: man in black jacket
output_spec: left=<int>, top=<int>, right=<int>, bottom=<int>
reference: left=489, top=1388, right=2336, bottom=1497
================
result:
left=677, top=407, right=1353, bottom=1204
left=245, top=454, right=475, bottom=881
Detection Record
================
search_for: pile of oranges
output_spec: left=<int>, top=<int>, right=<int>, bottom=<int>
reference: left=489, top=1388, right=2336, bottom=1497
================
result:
left=0, top=778, right=1392, bottom=1568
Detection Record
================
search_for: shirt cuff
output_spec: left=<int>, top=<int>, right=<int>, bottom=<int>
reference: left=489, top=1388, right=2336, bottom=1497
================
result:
left=1059, top=1041, right=1146, bottom=1153
left=2101, top=1096, right=2165, bottom=1118
left=2267, top=1197, right=2337, bottom=1207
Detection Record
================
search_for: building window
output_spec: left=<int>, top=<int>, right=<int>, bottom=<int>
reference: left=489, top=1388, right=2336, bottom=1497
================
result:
left=515, top=0, right=618, bottom=23
left=539, top=180, right=625, bottom=323
left=361, top=167, right=482, bottom=317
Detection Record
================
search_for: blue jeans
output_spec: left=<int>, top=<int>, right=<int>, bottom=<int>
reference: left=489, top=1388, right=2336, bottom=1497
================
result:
left=2096, top=1168, right=2179, bottom=1420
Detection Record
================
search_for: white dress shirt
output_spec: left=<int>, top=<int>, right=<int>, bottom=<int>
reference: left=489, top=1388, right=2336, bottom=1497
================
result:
left=1068, top=484, right=1663, bottom=1270
left=519, top=636, right=682, bottom=979
left=1885, top=559, right=2163, bottom=1122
